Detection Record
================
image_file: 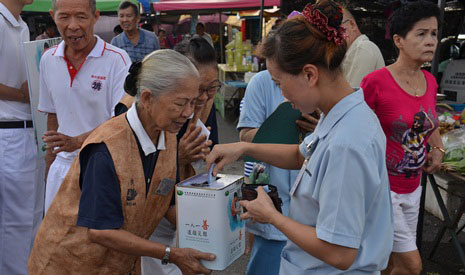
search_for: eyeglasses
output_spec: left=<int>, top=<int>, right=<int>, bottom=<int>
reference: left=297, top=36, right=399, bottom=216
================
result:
left=199, top=82, right=222, bottom=96
left=341, top=19, right=351, bottom=25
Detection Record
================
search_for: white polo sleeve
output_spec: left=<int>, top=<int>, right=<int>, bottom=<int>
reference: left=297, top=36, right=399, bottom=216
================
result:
left=110, top=50, right=131, bottom=116
left=37, top=55, right=56, bottom=113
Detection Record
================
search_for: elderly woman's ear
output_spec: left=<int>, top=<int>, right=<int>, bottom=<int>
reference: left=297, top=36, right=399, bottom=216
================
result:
left=139, top=88, right=153, bottom=107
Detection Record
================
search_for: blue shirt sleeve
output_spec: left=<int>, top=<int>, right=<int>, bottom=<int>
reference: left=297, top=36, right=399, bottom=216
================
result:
left=77, top=143, right=124, bottom=230
left=237, top=73, right=268, bottom=130
left=314, top=143, right=378, bottom=249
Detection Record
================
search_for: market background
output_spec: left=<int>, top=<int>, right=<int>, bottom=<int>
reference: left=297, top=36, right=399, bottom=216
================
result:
left=16, top=0, right=465, bottom=274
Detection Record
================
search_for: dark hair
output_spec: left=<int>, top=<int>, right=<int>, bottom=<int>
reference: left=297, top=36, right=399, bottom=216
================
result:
left=158, top=29, right=166, bottom=35
left=114, top=25, right=123, bottom=34
left=196, top=22, right=206, bottom=29
left=260, top=0, right=347, bottom=75
left=118, top=0, right=139, bottom=17
left=174, top=37, right=217, bottom=67
left=389, top=1, right=440, bottom=41
left=141, top=23, right=152, bottom=32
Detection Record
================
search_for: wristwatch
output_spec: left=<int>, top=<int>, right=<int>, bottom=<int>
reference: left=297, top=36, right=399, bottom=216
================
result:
left=161, top=245, right=171, bottom=265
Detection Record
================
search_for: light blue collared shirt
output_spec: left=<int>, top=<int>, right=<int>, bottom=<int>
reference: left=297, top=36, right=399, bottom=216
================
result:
left=280, top=89, right=393, bottom=275
left=237, top=70, right=299, bottom=241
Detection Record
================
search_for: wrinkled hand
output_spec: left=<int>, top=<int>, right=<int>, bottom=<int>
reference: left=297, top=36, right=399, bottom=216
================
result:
left=171, top=247, right=216, bottom=275
left=42, top=131, right=80, bottom=154
left=296, top=111, right=320, bottom=134
left=206, top=142, right=246, bottom=176
left=20, top=81, right=30, bottom=103
left=423, top=148, right=443, bottom=174
left=179, top=124, right=212, bottom=165
left=240, top=186, right=279, bottom=224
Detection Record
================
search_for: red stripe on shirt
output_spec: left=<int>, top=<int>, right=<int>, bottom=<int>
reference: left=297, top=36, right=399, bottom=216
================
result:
left=103, top=43, right=127, bottom=66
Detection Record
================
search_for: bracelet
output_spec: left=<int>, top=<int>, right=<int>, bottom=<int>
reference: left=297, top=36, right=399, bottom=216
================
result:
left=432, top=146, right=446, bottom=154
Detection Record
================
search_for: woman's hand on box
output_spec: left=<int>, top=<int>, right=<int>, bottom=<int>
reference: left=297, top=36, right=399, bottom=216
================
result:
left=171, top=247, right=215, bottom=275
left=206, top=142, right=247, bottom=176
left=240, top=186, right=280, bottom=224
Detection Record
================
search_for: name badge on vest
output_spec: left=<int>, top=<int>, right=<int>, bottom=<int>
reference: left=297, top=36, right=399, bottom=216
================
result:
left=290, top=139, right=317, bottom=196
left=154, top=178, right=176, bottom=196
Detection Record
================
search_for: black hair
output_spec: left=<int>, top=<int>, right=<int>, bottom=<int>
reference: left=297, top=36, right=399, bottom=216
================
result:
left=118, top=0, right=139, bottom=17
left=114, top=25, right=123, bottom=34
left=174, top=37, right=216, bottom=67
left=260, top=0, right=347, bottom=75
left=196, top=22, right=206, bottom=29
left=141, top=23, right=153, bottom=32
left=389, top=1, right=440, bottom=40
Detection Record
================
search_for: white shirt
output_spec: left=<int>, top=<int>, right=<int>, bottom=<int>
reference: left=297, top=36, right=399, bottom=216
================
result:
left=0, top=3, right=32, bottom=121
left=38, top=36, right=131, bottom=160
left=342, top=34, right=385, bottom=88
left=126, top=102, right=165, bottom=155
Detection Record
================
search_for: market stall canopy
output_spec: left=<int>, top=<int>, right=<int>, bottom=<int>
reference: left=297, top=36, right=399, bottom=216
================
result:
left=23, top=0, right=138, bottom=13
left=152, top=0, right=280, bottom=12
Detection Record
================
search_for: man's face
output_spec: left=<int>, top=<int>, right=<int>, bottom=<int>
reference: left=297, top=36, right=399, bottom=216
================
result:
left=118, top=7, right=139, bottom=33
left=51, top=0, right=99, bottom=52
left=196, top=24, right=204, bottom=35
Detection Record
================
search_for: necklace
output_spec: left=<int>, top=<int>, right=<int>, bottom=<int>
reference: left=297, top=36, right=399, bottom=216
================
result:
left=404, top=78, right=423, bottom=97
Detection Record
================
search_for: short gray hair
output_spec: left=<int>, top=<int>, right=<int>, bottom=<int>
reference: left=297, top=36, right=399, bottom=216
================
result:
left=52, top=0, right=97, bottom=13
left=135, top=49, right=199, bottom=102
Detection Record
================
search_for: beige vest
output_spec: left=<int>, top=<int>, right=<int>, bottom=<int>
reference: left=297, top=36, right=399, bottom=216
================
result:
left=28, top=114, right=177, bottom=275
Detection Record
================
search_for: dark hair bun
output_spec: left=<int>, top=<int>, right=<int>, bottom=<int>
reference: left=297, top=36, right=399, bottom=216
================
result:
left=124, top=61, right=142, bottom=96
left=313, top=0, right=343, bottom=29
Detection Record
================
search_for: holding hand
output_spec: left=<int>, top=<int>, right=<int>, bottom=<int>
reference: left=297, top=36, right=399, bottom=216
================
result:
left=42, top=131, right=81, bottom=154
left=20, top=81, right=30, bottom=103
left=179, top=124, right=212, bottom=165
left=240, top=186, right=280, bottom=224
left=296, top=110, right=320, bottom=134
left=171, top=247, right=216, bottom=275
left=206, top=142, right=246, bottom=176
left=423, top=147, right=444, bottom=174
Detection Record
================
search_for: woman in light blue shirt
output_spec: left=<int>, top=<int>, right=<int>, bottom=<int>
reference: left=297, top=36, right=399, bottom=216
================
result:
left=206, top=1, right=393, bottom=274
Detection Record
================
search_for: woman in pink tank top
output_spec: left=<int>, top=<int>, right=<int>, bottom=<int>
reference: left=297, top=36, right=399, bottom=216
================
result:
left=361, top=2, right=444, bottom=274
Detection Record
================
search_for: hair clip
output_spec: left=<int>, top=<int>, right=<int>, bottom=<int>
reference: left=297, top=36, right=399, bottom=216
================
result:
left=301, top=3, right=347, bottom=46
left=288, top=10, right=302, bottom=19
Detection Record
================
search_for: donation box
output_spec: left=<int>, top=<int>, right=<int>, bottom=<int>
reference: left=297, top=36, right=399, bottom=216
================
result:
left=176, top=173, right=245, bottom=270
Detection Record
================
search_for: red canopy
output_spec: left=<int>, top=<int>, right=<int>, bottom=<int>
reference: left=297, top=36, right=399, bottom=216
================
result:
left=152, top=0, right=280, bottom=12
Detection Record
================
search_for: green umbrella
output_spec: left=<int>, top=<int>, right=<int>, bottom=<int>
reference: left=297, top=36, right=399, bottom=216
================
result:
left=23, top=0, right=138, bottom=13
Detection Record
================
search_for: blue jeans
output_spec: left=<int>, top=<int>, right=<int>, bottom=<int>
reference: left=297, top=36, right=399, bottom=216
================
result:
left=246, top=235, right=286, bottom=275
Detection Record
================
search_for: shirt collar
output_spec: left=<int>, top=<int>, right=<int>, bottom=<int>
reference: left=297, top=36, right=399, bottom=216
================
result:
left=313, top=89, right=364, bottom=139
left=123, top=29, right=143, bottom=46
left=351, top=34, right=368, bottom=47
left=53, top=35, right=104, bottom=58
left=0, top=2, right=21, bottom=27
left=127, top=102, right=166, bottom=156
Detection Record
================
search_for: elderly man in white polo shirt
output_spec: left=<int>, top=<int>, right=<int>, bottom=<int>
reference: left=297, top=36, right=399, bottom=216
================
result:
left=39, top=0, right=130, bottom=212
left=0, top=0, right=37, bottom=274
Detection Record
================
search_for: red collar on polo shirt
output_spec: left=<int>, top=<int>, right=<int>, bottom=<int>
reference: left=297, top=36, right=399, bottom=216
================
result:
left=52, top=36, right=106, bottom=87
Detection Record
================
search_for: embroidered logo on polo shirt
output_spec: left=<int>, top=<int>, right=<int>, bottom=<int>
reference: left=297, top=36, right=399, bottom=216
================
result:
left=91, top=80, right=102, bottom=92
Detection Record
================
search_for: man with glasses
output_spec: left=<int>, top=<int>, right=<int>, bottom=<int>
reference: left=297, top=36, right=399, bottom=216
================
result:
left=341, top=7, right=385, bottom=87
